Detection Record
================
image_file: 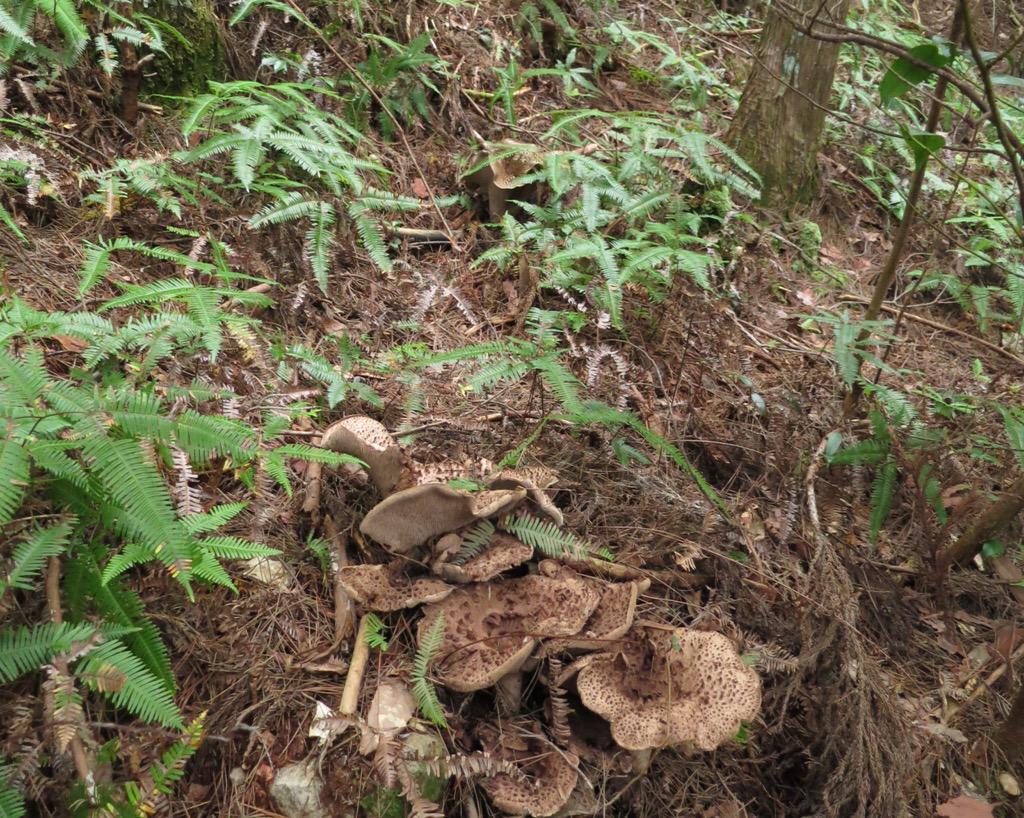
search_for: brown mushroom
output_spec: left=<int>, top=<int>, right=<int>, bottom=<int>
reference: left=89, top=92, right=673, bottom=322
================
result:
left=438, top=534, right=533, bottom=583
left=321, top=416, right=403, bottom=495
left=575, top=627, right=761, bottom=752
left=480, top=735, right=578, bottom=818
left=338, top=564, right=454, bottom=611
left=541, top=579, right=641, bottom=655
left=487, top=467, right=563, bottom=526
left=360, top=484, right=526, bottom=552
left=417, top=569, right=600, bottom=692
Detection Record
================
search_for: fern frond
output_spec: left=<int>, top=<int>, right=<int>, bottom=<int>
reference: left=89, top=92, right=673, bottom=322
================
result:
left=0, top=760, right=25, bottom=818
left=305, top=201, right=335, bottom=292
left=499, top=513, right=583, bottom=558
left=0, top=439, right=28, bottom=526
left=129, top=712, right=205, bottom=812
left=82, top=436, right=193, bottom=590
left=452, top=520, right=494, bottom=565
left=180, top=502, right=248, bottom=534
left=3, top=519, right=73, bottom=594
left=0, top=622, right=98, bottom=683
left=196, top=536, right=279, bottom=559
left=363, top=613, right=389, bottom=651
left=412, top=613, right=446, bottom=727
left=76, top=639, right=183, bottom=728
left=868, top=460, right=898, bottom=544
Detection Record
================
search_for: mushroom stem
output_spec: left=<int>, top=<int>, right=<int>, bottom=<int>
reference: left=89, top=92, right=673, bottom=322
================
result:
left=629, top=749, right=652, bottom=774
left=495, top=672, right=523, bottom=714
left=340, top=615, right=371, bottom=716
left=325, top=517, right=355, bottom=641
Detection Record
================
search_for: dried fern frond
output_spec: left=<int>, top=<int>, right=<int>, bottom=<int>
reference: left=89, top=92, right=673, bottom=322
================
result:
left=418, top=752, right=522, bottom=782
left=546, top=658, right=572, bottom=747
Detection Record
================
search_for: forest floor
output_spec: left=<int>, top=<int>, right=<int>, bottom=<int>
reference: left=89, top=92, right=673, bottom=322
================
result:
left=3, top=0, right=1024, bottom=817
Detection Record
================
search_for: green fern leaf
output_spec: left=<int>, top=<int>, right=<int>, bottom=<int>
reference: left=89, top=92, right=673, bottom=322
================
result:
left=191, top=550, right=236, bottom=591
left=76, top=638, right=184, bottom=728
left=3, top=519, right=73, bottom=593
left=82, top=436, right=193, bottom=590
left=0, top=622, right=99, bottom=683
left=180, top=502, right=248, bottom=534
left=196, top=536, right=279, bottom=559
left=0, top=760, right=25, bottom=818
left=500, top=513, right=583, bottom=558
left=452, top=520, right=495, bottom=565
left=412, top=613, right=446, bottom=727
left=100, top=543, right=154, bottom=585
left=869, top=460, right=898, bottom=544
left=0, top=346, right=50, bottom=403
left=305, top=202, right=335, bottom=292
left=0, top=439, right=29, bottom=526
left=363, top=613, right=389, bottom=651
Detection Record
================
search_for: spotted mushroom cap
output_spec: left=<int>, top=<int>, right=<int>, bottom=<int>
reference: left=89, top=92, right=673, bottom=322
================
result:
left=338, top=564, right=454, bottom=611
left=576, top=628, right=761, bottom=752
left=320, top=416, right=403, bottom=495
left=417, top=570, right=600, bottom=692
left=360, top=483, right=526, bottom=552
left=440, top=534, right=534, bottom=583
left=581, top=580, right=639, bottom=641
left=480, top=739, right=579, bottom=817
left=488, top=143, right=542, bottom=190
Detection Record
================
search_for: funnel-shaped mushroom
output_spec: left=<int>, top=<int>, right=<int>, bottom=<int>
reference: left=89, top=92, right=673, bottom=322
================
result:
left=321, top=416, right=403, bottom=495
left=480, top=735, right=578, bottom=818
left=487, top=467, right=563, bottom=526
left=339, top=564, right=454, bottom=611
left=576, top=627, right=760, bottom=752
left=417, top=569, right=600, bottom=692
left=360, top=484, right=526, bottom=552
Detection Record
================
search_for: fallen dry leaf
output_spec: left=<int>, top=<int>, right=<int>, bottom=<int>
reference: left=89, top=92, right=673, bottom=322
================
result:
left=411, top=177, right=430, bottom=198
left=935, top=794, right=995, bottom=818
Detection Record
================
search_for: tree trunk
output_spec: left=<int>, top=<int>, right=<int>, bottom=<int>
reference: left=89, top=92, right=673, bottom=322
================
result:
left=727, top=0, right=852, bottom=206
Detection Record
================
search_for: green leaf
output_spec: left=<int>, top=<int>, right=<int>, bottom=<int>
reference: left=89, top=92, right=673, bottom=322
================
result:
left=76, top=638, right=184, bottom=728
left=901, top=128, right=945, bottom=171
left=3, top=519, right=73, bottom=593
left=0, top=439, right=29, bottom=526
left=879, top=42, right=955, bottom=105
left=0, top=760, right=25, bottom=818
left=0, top=622, right=98, bottom=683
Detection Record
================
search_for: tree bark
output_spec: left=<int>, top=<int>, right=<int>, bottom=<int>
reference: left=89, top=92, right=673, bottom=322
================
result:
left=727, top=0, right=852, bottom=207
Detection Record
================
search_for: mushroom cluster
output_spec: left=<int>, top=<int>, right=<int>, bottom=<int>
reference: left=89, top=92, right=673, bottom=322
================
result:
left=323, top=417, right=762, bottom=817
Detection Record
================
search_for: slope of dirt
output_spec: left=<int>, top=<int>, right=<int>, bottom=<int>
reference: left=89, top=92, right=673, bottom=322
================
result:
left=2, top=1, right=1024, bottom=817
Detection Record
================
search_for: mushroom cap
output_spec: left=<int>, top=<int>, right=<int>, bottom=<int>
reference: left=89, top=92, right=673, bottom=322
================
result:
left=440, top=534, right=533, bottom=583
left=417, top=570, right=600, bottom=692
left=576, top=628, right=761, bottom=752
left=360, top=484, right=526, bottom=552
left=581, top=580, right=639, bottom=641
left=321, top=416, right=403, bottom=495
left=480, top=740, right=578, bottom=817
left=339, top=564, right=454, bottom=611
left=488, top=143, right=542, bottom=190
left=487, top=468, right=563, bottom=527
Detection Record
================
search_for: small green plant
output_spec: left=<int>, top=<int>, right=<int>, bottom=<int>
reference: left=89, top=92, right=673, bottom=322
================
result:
left=500, top=513, right=584, bottom=558
left=452, top=520, right=495, bottom=565
left=341, top=33, right=445, bottom=139
left=411, top=614, right=446, bottom=728
left=363, top=614, right=389, bottom=651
